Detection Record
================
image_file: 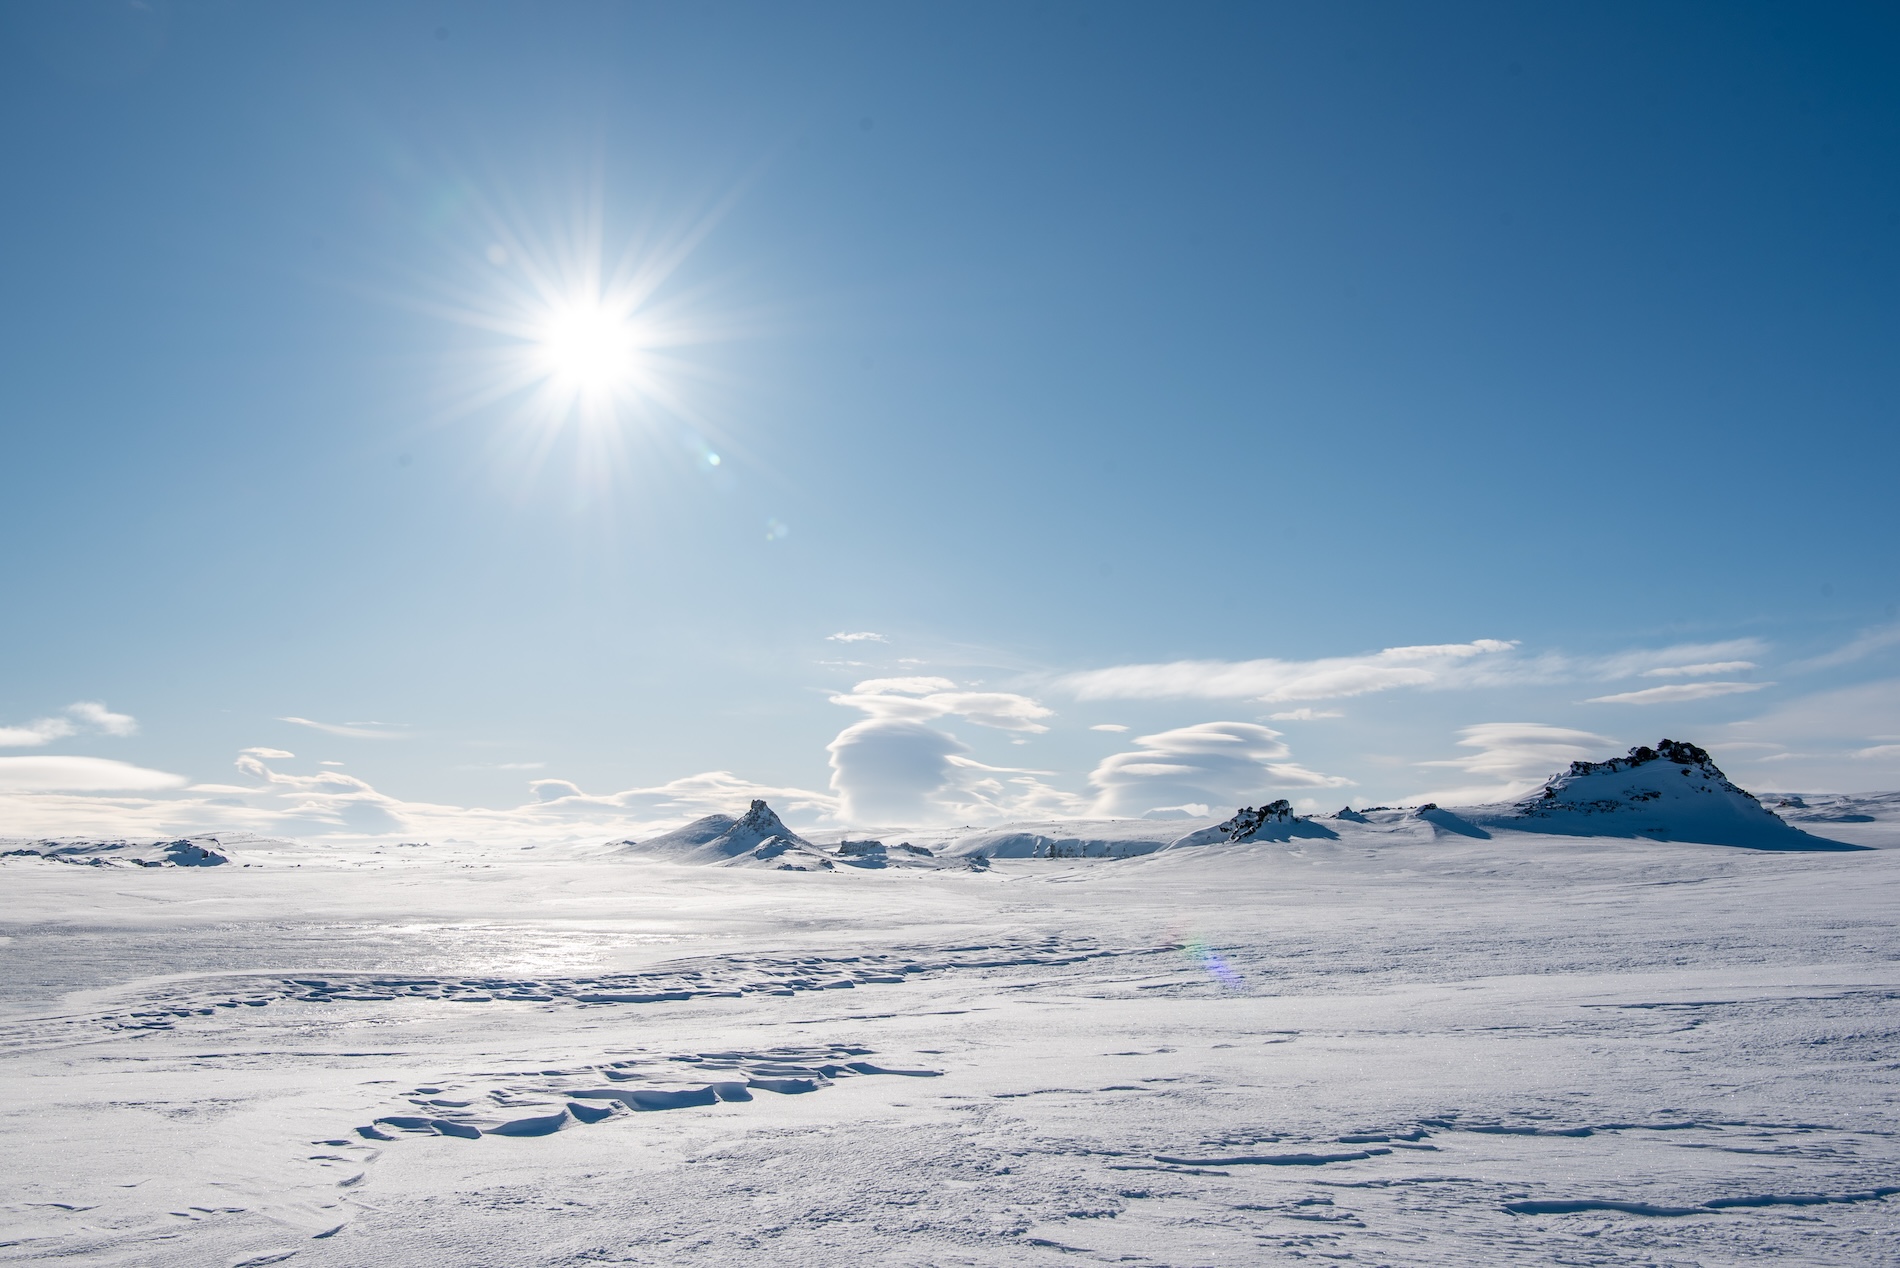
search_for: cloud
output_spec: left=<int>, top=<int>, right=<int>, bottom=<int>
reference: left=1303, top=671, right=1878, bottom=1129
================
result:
left=1711, top=678, right=1900, bottom=791
left=1087, top=721, right=1351, bottom=817
left=1415, top=723, right=1615, bottom=804
left=830, top=677, right=1053, bottom=733
left=827, top=717, right=969, bottom=824
left=0, top=718, right=73, bottom=747
left=1060, top=640, right=1517, bottom=704
left=0, top=700, right=140, bottom=747
left=1585, top=682, right=1771, bottom=705
left=65, top=701, right=138, bottom=736
left=821, top=678, right=1079, bottom=824
left=1267, top=708, right=1343, bottom=721
left=0, top=756, right=188, bottom=792
left=827, top=631, right=888, bottom=643
left=0, top=744, right=846, bottom=844
left=1583, top=640, right=1767, bottom=681
left=1089, top=723, right=1129, bottom=732
left=1638, top=661, right=1757, bottom=679
left=280, top=717, right=409, bottom=739
left=240, top=747, right=295, bottom=759
left=1797, top=623, right=1900, bottom=671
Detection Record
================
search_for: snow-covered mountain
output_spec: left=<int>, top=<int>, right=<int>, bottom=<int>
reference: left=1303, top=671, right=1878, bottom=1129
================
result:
left=617, top=799, right=816, bottom=864
left=618, top=801, right=972, bottom=870
left=1468, top=738, right=1860, bottom=850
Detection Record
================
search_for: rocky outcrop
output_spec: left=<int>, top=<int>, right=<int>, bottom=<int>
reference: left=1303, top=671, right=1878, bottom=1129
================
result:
left=1218, top=801, right=1295, bottom=842
left=1479, top=739, right=1860, bottom=850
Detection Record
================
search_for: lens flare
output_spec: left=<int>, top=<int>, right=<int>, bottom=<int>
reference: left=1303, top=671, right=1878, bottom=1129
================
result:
left=1181, top=936, right=1244, bottom=988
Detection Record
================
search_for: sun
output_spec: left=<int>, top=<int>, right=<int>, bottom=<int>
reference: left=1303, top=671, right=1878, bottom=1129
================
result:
left=536, top=298, right=648, bottom=402
left=411, top=182, right=742, bottom=496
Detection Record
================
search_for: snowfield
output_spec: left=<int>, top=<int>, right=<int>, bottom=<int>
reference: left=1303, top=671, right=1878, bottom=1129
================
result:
left=2, top=757, right=1898, bottom=1265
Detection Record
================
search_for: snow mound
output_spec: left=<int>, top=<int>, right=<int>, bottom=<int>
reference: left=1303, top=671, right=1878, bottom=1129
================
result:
left=1469, top=739, right=1861, bottom=851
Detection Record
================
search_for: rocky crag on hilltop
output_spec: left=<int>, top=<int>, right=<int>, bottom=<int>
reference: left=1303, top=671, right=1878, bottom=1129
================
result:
left=1164, top=800, right=1338, bottom=849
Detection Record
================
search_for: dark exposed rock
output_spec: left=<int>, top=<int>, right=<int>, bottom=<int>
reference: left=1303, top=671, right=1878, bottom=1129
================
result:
left=1219, top=800, right=1296, bottom=842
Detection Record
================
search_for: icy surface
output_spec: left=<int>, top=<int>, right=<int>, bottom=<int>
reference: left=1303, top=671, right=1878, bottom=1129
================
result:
left=2, top=800, right=1898, bottom=1264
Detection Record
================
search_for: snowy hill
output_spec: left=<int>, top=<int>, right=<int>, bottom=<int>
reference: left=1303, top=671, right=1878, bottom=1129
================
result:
left=0, top=836, right=235, bottom=867
left=1164, top=800, right=1340, bottom=849
left=1465, top=739, right=1861, bottom=850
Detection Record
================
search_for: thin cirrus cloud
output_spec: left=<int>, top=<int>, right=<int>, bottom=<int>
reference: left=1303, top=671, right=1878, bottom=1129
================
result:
left=1088, top=721, right=1351, bottom=818
left=0, top=700, right=139, bottom=747
left=279, top=716, right=410, bottom=739
left=1059, top=640, right=1518, bottom=704
left=1268, top=708, right=1344, bottom=721
left=827, top=631, right=888, bottom=643
left=1586, top=682, right=1772, bottom=705
left=1638, top=661, right=1757, bottom=679
left=1794, top=621, right=1900, bottom=672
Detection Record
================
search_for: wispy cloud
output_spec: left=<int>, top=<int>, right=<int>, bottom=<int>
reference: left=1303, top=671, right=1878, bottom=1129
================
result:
left=0, top=701, right=140, bottom=748
left=1089, top=723, right=1129, bottom=732
left=1583, top=640, right=1766, bottom=681
left=1638, top=661, right=1757, bottom=679
left=65, top=701, right=138, bottom=736
left=1586, top=681, right=1771, bottom=705
left=1267, top=708, right=1343, bottom=721
left=1416, top=722, right=1614, bottom=803
left=279, top=717, right=410, bottom=739
left=827, top=631, right=888, bottom=643
left=1797, top=622, right=1900, bottom=672
left=241, top=747, right=295, bottom=759
left=1059, top=640, right=1517, bottom=704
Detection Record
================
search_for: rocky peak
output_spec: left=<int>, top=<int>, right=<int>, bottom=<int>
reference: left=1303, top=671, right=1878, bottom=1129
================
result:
left=1219, top=800, right=1296, bottom=842
left=736, top=799, right=791, bottom=834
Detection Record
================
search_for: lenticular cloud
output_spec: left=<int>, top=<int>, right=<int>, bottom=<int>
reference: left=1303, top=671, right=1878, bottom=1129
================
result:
left=1088, top=721, right=1350, bottom=817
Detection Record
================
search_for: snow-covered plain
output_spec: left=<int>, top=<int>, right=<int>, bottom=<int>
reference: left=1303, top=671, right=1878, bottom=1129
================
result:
left=3, top=753, right=1898, bottom=1265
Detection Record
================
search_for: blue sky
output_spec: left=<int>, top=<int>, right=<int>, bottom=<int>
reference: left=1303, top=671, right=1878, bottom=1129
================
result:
left=4, top=1, right=1899, bottom=839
